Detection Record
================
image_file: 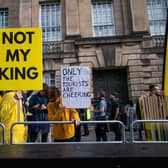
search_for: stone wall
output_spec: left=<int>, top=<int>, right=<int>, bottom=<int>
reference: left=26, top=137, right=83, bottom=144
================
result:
left=0, top=0, right=165, bottom=101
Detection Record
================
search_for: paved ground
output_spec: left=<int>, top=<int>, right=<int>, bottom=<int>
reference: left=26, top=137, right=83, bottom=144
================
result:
left=34, top=122, right=141, bottom=144
left=79, top=124, right=140, bottom=143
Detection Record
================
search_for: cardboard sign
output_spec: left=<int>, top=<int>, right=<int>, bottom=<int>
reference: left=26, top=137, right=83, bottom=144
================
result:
left=61, top=66, right=91, bottom=108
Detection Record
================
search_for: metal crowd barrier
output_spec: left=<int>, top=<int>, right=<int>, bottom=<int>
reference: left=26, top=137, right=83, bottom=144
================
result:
left=130, top=120, right=168, bottom=143
left=10, top=120, right=126, bottom=144
left=0, top=122, right=5, bottom=144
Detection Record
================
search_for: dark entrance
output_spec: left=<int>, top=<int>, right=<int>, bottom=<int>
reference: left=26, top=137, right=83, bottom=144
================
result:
left=93, top=68, right=129, bottom=104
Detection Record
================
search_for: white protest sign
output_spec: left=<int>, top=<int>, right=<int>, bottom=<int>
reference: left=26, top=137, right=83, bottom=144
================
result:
left=61, top=66, right=91, bottom=108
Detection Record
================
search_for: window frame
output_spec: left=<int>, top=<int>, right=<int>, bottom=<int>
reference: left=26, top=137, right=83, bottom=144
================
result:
left=39, top=2, right=62, bottom=42
left=147, top=0, right=168, bottom=36
left=43, top=72, right=56, bottom=87
left=0, top=8, right=8, bottom=28
left=91, top=0, right=116, bottom=37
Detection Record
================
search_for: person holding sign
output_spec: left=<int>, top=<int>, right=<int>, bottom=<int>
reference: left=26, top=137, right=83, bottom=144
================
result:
left=48, top=87, right=80, bottom=142
left=0, top=91, right=27, bottom=144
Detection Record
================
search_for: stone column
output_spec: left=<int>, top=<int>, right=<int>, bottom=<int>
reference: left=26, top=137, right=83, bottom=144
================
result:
left=19, top=0, right=39, bottom=27
left=19, top=0, right=32, bottom=27
left=78, top=0, right=92, bottom=37
left=65, top=0, right=80, bottom=38
left=130, top=0, right=149, bottom=33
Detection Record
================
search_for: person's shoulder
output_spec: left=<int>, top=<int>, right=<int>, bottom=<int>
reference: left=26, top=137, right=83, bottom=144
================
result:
left=29, top=92, right=39, bottom=101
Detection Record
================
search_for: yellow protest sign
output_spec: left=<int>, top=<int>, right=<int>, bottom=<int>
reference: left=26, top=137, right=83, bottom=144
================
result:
left=164, top=35, right=168, bottom=96
left=163, top=12, right=168, bottom=96
left=0, top=28, right=43, bottom=90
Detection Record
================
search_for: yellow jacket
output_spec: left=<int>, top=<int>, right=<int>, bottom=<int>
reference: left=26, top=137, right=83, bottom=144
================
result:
left=48, top=101, right=79, bottom=140
left=0, top=95, right=2, bottom=103
left=0, top=92, right=27, bottom=144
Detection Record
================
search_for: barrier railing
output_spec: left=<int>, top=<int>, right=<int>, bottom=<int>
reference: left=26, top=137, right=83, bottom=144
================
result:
left=10, top=120, right=126, bottom=144
left=0, top=122, right=5, bottom=144
left=130, top=120, right=168, bottom=143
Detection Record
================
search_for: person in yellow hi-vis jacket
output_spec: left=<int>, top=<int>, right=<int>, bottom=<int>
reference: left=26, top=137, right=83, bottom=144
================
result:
left=0, top=91, right=27, bottom=144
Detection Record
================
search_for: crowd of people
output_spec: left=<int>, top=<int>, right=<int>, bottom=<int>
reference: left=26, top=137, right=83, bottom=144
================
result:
left=0, top=84, right=82, bottom=144
left=0, top=83, right=165, bottom=144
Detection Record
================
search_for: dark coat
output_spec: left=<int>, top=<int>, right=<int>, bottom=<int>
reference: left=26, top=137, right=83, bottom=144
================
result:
left=28, top=92, right=50, bottom=134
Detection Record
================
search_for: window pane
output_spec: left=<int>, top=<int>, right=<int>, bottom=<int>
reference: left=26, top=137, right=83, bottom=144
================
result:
left=40, top=2, right=61, bottom=42
left=91, top=1, right=115, bottom=37
left=43, top=72, right=56, bottom=86
left=0, top=9, right=8, bottom=27
left=147, top=0, right=168, bottom=35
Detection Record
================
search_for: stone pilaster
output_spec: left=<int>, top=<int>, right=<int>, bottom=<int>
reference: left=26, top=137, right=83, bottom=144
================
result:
left=65, top=0, right=80, bottom=38
left=78, top=0, right=92, bottom=37
left=130, top=0, right=149, bottom=33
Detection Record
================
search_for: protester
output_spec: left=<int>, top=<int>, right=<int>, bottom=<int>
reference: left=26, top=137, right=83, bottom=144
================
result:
left=48, top=88, right=80, bottom=142
left=149, top=84, right=161, bottom=96
left=28, top=83, right=50, bottom=142
left=108, top=93, right=122, bottom=141
left=0, top=91, right=27, bottom=144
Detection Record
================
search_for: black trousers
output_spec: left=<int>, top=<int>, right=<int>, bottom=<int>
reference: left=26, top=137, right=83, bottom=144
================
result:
left=95, top=123, right=107, bottom=141
left=30, top=132, right=48, bottom=142
left=110, top=123, right=122, bottom=141
left=95, top=116, right=108, bottom=142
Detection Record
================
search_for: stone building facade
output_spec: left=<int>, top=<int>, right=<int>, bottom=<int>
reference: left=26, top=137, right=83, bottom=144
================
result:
left=0, top=0, right=166, bottom=103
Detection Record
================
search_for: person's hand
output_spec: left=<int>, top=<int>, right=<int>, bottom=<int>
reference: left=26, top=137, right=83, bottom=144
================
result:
left=25, top=101, right=29, bottom=107
left=73, top=119, right=80, bottom=126
left=58, top=103, right=66, bottom=110
left=33, top=104, right=40, bottom=109
left=40, top=104, right=47, bottom=110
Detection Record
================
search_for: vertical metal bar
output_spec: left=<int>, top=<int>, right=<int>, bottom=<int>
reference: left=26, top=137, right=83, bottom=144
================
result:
left=0, top=123, right=5, bottom=144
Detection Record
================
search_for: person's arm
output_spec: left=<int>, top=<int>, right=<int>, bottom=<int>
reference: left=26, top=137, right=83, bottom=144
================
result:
left=70, top=108, right=80, bottom=126
left=47, top=103, right=55, bottom=121
left=93, top=100, right=104, bottom=113
left=0, top=103, right=11, bottom=122
left=114, top=107, right=119, bottom=120
left=28, top=95, right=40, bottom=113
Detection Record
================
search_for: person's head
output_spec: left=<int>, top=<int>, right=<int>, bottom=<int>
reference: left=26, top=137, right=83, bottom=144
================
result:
left=149, top=84, right=161, bottom=96
left=14, top=90, right=23, bottom=100
left=98, top=90, right=106, bottom=98
left=48, top=86, right=61, bottom=102
left=43, top=83, right=48, bottom=92
left=39, top=83, right=48, bottom=96
left=109, top=93, right=117, bottom=101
